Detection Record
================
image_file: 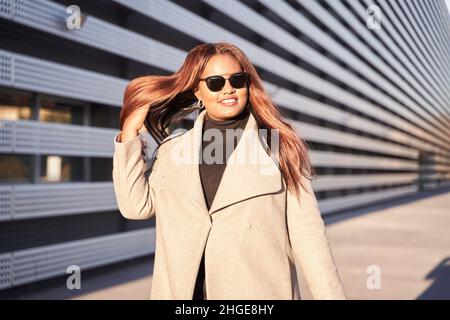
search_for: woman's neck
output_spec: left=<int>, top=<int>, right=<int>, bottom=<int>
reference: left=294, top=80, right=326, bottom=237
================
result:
left=204, top=109, right=250, bottom=127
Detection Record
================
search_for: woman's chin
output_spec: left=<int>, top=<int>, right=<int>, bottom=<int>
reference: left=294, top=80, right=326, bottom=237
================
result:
left=217, top=105, right=246, bottom=117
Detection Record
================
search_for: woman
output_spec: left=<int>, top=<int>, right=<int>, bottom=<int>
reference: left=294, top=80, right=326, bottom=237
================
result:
left=112, top=42, right=347, bottom=300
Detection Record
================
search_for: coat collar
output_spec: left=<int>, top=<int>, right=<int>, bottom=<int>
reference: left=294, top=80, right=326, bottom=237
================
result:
left=169, top=108, right=284, bottom=217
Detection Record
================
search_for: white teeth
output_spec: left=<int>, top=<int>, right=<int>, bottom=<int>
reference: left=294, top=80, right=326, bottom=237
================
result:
left=221, top=99, right=237, bottom=103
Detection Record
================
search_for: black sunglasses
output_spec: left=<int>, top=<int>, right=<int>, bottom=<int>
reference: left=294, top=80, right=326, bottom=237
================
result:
left=199, top=72, right=250, bottom=92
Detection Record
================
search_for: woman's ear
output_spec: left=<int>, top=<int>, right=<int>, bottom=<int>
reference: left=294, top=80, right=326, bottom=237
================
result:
left=193, top=84, right=201, bottom=101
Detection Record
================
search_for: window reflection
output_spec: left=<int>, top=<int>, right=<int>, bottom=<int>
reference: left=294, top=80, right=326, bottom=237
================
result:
left=40, top=98, right=83, bottom=124
left=0, top=155, right=32, bottom=183
left=45, top=156, right=62, bottom=182
left=41, top=156, right=84, bottom=182
left=0, top=90, right=31, bottom=120
left=91, top=103, right=120, bottom=128
left=91, top=158, right=113, bottom=182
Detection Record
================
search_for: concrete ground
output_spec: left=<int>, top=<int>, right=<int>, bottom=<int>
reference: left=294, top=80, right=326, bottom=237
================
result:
left=1, top=187, right=449, bottom=300
left=322, top=187, right=450, bottom=300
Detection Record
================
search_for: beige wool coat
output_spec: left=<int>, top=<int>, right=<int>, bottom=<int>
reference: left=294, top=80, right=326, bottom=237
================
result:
left=112, top=109, right=347, bottom=300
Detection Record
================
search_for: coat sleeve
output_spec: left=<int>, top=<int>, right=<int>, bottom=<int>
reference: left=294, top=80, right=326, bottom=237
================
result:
left=286, top=175, right=347, bottom=299
left=112, top=131, right=157, bottom=220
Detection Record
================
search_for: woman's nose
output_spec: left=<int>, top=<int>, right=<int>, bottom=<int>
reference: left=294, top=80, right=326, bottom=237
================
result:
left=222, top=80, right=236, bottom=93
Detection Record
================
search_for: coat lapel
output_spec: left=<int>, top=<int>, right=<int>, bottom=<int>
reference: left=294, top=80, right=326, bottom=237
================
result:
left=172, top=109, right=284, bottom=217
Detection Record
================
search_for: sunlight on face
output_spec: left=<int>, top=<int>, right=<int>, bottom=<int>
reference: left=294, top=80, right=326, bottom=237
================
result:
left=195, top=54, right=249, bottom=121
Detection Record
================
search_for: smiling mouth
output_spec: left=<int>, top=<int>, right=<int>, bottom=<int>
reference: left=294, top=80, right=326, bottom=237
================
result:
left=220, top=98, right=238, bottom=106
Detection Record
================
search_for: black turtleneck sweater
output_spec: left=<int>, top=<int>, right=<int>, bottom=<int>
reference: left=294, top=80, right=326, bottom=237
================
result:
left=193, top=108, right=250, bottom=300
left=199, top=109, right=251, bottom=211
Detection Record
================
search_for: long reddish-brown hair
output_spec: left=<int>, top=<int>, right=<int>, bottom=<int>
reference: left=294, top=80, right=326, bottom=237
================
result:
left=120, top=42, right=315, bottom=199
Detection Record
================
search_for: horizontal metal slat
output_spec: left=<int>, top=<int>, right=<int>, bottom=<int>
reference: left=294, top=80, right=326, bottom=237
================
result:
left=0, top=228, right=155, bottom=290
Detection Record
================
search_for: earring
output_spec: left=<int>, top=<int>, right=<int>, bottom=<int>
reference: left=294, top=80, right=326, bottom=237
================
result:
left=197, top=100, right=204, bottom=109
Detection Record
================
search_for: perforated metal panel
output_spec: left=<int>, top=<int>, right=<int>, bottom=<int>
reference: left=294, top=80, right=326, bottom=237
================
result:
left=0, top=118, right=162, bottom=221
left=312, top=173, right=418, bottom=191
left=205, top=0, right=450, bottom=146
left=0, top=253, right=12, bottom=289
left=0, top=2, right=447, bottom=178
left=0, top=0, right=13, bottom=19
left=0, top=186, right=13, bottom=221
left=1, top=1, right=448, bottom=159
left=259, top=0, right=450, bottom=130
left=1, top=0, right=448, bottom=156
left=0, top=49, right=125, bottom=106
left=311, top=150, right=418, bottom=170
left=0, top=120, right=14, bottom=153
left=0, top=115, right=424, bottom=162
left=264, top=82, right=437, bottom=154
left=292, top=121, right=418, bottom=159
left=0, top=119, right=117, bottom=156
left=115, top=0, right=450, bottom=151
left=0, top=0, right=185, bottom=73
left=0, top=49, right=13, bottom=86
left=0, top=0, right=437, bottom=157
left=0, top=228, right=155, bottom=290
left=0, top=182, right=118, bottom=221
left=320, top=185, right=419, bottom=215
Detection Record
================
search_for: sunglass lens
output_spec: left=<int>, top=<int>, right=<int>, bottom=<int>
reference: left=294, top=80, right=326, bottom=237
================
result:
left=230, top=73, right=248, bottom=88
left=206, top=77, right=225, bottom=92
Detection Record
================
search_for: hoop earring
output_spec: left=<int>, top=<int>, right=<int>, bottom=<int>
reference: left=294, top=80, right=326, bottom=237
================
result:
left=197, top=100, right=204, bottom=109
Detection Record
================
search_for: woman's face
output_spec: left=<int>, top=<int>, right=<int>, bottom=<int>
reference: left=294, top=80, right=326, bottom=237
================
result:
left=194, top=54, right=249, bottom=121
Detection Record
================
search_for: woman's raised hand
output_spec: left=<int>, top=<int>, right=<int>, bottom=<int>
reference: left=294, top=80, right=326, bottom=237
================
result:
left=120, top=106, right=149, bottom=143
